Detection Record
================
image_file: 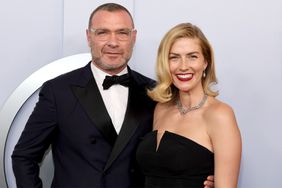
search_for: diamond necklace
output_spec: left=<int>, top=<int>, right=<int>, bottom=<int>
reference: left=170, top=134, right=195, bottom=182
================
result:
left=176, top=94, right=208, bottom=115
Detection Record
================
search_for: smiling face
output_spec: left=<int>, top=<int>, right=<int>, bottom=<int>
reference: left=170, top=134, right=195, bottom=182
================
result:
left=169, top=37, right=207, bottom=93
left=86, top=10, right=136, bottom=75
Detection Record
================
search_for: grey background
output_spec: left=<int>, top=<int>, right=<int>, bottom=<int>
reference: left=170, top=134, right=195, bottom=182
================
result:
left=1, top=0, right=282, bottom=187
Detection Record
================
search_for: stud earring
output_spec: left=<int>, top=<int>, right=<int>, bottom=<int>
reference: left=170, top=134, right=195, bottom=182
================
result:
left=203, top=71, right=206, bottom=78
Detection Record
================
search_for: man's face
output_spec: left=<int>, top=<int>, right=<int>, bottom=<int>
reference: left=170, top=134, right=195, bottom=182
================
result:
left=86, top=10, right=136, bottom=75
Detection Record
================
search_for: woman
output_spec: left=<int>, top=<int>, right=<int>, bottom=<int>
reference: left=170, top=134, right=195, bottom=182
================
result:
left=136, top=23, right=241, bottom=188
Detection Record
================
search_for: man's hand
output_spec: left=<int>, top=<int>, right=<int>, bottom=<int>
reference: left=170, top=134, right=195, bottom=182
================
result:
left=204, top=175, right=214, bottom=188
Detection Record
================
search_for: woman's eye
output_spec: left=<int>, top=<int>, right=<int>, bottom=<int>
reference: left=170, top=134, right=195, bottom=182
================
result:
left=169, top=56, right=178, bottom=60
left=188, top=55, right=198, bottom=60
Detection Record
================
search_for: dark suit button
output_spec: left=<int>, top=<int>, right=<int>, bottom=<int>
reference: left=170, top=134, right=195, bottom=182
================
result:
left=90, top=139, right=96, bottom=144
left=130, top=168, right=135, bottom=173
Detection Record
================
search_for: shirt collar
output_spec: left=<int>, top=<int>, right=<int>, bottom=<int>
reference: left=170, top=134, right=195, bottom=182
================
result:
left=90, top=62, right=128, bottom=86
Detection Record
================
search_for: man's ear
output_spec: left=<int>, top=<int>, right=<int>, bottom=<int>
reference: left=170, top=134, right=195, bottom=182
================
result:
left=131, top=29, right=137, bottom=45
left=86, top=29, right=91, bottom=47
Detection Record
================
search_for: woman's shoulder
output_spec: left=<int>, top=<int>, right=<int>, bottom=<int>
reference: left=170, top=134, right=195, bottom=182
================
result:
left=204, top=97, right=237, bottom=130
left=206, top=97, right=234, bottom=117
left=153, top=101, right=175, bottom=128
left=204, top=97, right=240, bottom=143
left=154, top=101, right=172, bottom=117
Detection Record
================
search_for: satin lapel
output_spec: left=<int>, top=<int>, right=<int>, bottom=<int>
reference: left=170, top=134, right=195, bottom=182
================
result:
left=103, top=78, right=143, bottom=171
left=71, top=73, right=117, bottom=146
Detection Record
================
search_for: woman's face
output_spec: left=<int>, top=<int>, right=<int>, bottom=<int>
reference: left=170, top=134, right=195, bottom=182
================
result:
left=169, top=37, right=207, bottom=93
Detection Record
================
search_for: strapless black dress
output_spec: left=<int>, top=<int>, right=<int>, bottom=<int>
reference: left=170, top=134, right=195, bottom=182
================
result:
left=136, top=130, right=214, bottom=188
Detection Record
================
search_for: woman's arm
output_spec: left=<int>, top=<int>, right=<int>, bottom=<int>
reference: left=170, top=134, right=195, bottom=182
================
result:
left=208, top=103, right=242, bottom=188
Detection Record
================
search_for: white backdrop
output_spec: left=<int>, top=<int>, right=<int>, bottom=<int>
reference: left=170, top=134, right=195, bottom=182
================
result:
left=1, top=0, right=282, bottom=187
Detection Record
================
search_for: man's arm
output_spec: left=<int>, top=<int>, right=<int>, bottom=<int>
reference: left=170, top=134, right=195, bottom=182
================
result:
left=12, top=82, right=57, bottom=188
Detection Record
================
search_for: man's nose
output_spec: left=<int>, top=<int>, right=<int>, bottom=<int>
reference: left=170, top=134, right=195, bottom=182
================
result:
left=106, top=32, right=119, bottom=46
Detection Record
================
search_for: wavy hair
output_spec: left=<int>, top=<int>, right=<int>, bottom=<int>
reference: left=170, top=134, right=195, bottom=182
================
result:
left=148, top=23, right=218, bottom=103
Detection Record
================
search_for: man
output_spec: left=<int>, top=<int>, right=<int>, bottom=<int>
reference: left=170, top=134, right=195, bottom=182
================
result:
left=12, top=3, right=214, bottom=188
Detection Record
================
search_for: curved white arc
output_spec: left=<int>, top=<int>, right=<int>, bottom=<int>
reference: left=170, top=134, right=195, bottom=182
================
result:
left=0, top=53, right=91, bottom=188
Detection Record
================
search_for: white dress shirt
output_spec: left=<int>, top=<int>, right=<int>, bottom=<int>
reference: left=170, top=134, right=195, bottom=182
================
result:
left=91, top=63, right=129, bottom=134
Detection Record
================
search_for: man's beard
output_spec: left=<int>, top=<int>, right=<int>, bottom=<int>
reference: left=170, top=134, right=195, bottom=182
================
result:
left=92, top=57, right=129, bottom=72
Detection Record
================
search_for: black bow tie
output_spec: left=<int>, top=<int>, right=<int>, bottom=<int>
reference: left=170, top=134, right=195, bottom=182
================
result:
left=102, top=74, right=130, bottom=90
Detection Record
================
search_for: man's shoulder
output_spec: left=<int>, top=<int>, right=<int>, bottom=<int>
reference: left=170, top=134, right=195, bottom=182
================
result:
left=130, top=69, right=156, bottom=89
left=47, top=63, right=90, bottom=85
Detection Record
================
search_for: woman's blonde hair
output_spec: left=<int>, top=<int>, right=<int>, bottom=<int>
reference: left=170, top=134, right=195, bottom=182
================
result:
left=148, top=23, right=218, bottom=103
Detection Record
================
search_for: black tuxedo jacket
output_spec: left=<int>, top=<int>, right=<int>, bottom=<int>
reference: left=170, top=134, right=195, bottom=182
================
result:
left=12, top=63, right=156, bottom=188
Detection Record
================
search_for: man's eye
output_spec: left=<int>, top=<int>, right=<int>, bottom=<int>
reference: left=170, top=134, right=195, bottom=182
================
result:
left=96, top=30, right=109, bottom=35
left=117, top=30, right=130, bottom=36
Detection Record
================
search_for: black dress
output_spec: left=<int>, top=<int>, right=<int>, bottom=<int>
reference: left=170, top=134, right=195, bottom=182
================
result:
left=136, top=130, right=214, bottom=188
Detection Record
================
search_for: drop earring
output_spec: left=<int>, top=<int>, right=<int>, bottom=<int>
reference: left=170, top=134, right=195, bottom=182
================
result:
left=203, top=71, right=206, bottom=78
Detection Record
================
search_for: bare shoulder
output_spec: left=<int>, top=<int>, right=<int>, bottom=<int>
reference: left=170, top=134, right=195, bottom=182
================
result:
left=153, top=102, right=172, bottom=129
left=206, top=98, right=242, bottom=187
left=205, top=98, right=236, bottom=124
left=205, top=98, right=239, bottom=136
left=154, top=102, right=170, bottom=119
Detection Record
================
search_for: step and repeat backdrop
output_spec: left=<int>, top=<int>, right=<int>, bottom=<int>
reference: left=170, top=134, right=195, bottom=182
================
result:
left=1, top=0, right=282, bottom=187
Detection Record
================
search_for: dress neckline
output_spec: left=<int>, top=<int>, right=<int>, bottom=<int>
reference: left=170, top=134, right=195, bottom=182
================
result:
left=152, top=130, right=214, bottom=154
